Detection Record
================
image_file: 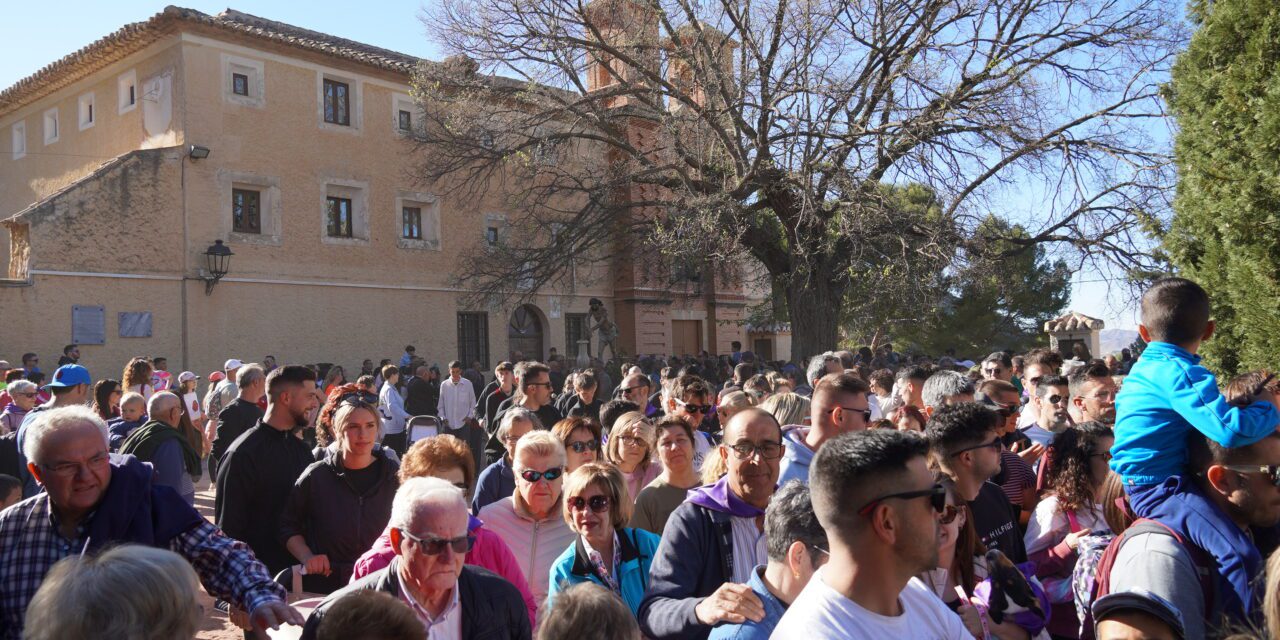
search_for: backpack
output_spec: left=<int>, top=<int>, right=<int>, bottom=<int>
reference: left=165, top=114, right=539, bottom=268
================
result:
left=1079, top=518, right=1215, bottom=640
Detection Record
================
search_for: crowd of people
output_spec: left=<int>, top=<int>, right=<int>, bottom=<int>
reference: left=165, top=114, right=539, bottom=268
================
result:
left=3, top=277, right=1280, bottom=639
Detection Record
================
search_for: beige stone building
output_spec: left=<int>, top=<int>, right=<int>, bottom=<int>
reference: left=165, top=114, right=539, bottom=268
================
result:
left=0, top=7, right=765, bottom=378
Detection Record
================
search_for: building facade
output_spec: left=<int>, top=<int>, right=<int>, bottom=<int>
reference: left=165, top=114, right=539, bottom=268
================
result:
left=0, top=7, right=754, bottom=377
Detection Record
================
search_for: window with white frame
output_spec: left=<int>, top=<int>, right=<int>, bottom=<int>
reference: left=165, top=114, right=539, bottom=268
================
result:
left=222, top=55, right=265, bottom=108
left=78, top=93, right=95, bottom=130
left=395, top=191, right=441, bottom=250
left=393, top=93, right=416, bottom=134
left=321, top=179, right=370, bottom=244
left=11, top=121, right=26, bottom=160
left=43, top=108, right=58, bottom=145
left=118, top=70, right=137, bottom=113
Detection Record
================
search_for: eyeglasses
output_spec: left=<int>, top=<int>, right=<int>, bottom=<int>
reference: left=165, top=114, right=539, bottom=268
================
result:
left=1091, top=451, right=1114, bottom=463
left=939, top=504, right=963, bottom=525
left=15, top=392, right=37, bottom=398
left=568, top=495, right=611, bottom=513
left=835, top=406, right=872, bottom=423
left=676, top=399, right=714, bottom=415
left=41, top=452, right=110, bottom=479
left=519, top=467, right=564, bottom=482
left=525, top=382, right=553, bottom=389
left=400, top=529, right=476, bottom=555
left=616, top=434, right=648, bottom=448
left=950, top=437, right=1002, bottom=457
left=1220, top=464, right=1280, bottom=487
left=621, top=385, right=648, bottom=395
left=567, top=440, right=599, bottom=454
left=857, top=484, right=947, bottom=516
left=724, top=441, right=784, bottom=460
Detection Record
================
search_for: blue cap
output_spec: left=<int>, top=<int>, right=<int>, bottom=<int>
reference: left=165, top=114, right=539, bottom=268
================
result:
left=47, top=364, right=91, bottom=388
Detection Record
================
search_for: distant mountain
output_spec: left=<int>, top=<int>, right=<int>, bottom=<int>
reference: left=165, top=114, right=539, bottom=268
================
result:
left=1099, top=329, right=1140, bottom=355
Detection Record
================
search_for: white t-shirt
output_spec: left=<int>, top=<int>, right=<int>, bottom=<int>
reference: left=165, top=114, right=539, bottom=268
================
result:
left=771, top=570, right=968, bottom=639
left=1023, top=495, right=1109, bottom=556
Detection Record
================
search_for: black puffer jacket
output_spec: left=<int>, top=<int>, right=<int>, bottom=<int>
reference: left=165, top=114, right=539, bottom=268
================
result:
left=278, top=448, right=399, bottom=582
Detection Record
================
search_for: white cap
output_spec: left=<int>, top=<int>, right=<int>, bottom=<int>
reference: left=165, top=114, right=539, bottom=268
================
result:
left=178, top=371, right=198, bottom=383
left=224, top=358, right=243, bottom=370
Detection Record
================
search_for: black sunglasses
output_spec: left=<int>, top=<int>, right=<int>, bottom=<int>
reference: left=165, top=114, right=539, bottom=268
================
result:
left=857, top=484, right=947, bottom=516
left=400, top=530, right=476, bottom=555
left=567, top=495, right=611, bottom=513
left=520, top=467, right=564, bottom=482
left=677, top=400, right=714, bottom=414
left=567, top=440, right=599, bottom=453
left=337, top=390, right=378, bottom=406
left=950, top=437, right=1002, bottom=457
left=835, top=405, right=873, bottom=423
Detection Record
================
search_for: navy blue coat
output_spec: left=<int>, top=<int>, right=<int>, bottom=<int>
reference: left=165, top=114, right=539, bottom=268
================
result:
left=638, top=501, right=735, bottom=640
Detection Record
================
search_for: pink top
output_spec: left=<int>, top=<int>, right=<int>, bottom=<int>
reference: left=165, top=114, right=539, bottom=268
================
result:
left=352, top=523, right=539, bottom=626
left=622, top=463, right=662, bottom=503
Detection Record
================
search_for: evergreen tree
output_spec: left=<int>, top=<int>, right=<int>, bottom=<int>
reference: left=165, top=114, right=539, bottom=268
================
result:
left=1164, top=0, right=1280, bottom=376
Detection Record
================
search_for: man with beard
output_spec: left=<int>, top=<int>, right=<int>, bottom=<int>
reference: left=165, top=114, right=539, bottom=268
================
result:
left=927, top=403, right=1027, bottom=563
left=772, top=429, right=967, bottom=637
left=215, top=365, right=320, bottom=580
left=1020, top=375, right=1073, bottom=448
left=1069, top=361, right=1118, bottom=425
left=639, top=409, right=782, bottom=640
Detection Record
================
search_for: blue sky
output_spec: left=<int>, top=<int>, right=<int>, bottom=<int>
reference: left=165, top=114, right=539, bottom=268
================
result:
left=2, top=0, right=1148, bottom=330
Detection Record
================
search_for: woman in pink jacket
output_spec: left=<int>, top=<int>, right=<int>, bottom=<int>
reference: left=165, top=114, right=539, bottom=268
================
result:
left=351, top=434, right=539, bottom=625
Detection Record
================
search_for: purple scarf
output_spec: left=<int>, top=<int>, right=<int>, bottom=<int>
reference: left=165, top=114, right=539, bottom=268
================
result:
left=468, top=514, right=484, bottom=533
left=685, top=476, right=765, bottom=518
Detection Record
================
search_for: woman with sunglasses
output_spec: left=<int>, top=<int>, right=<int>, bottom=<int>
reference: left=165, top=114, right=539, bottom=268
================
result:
left=553, top=416, right=602, bottom=473
left=1024, top=421, right=1115, bottom=639
left=0, top=380, right=38, bottom=435
left=605, top=411, right=661, bottom=503
left=548, top=463, right=661, bottom=617
left=279, top=390, right=400, bottom=593
left=351, top=434, right=539, bottom=625
left=92, top=379, right=123, bottom=421
left=478, top=430, right=577, bottom=609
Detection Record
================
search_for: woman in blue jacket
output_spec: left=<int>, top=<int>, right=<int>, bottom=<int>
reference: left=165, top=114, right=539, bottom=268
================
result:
left=548, top=462, right=661, bottom=617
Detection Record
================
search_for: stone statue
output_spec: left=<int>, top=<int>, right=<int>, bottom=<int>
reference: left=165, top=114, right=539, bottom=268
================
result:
left=588, top=298, right=619, bottom=362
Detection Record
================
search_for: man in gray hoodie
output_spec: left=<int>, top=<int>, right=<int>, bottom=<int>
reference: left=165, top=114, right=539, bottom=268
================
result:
left=777, top=373, right=871, bottom=484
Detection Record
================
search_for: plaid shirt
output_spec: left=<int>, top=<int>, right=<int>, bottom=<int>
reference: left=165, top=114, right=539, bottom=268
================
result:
left=0, top=494, right=284, bottom=639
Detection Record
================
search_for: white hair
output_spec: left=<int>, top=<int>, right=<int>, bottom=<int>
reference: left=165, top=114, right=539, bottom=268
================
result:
left=23, top=405, right=109, bottom=465
left=146, top=391, right=181, bottom=419
left=497, top=407, right=541, bottom=440
left=236, top=364, right=265, bottom=388
left=5, top=379, right=35, bottom=396
left=388, top=476, right=466, bottom=531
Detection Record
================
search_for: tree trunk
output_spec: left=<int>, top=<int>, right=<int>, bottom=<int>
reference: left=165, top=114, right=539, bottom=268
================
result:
left=785, top=277, right=847, bottom=363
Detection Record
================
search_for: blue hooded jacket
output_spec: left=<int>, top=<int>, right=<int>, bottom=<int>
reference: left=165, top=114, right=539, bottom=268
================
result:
left=777, top=426, right=814, bottom=485
left=547, top=527, right=660, bottom=616
left=1111, top=341, right=1280, bottom=484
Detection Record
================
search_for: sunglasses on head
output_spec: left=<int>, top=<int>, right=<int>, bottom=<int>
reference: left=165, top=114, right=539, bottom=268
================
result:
left=400, top=529, right=476, bottom=555
left=857, top=484, right=947, bottom=516
left=337, top=390, right=378, bottom=406
left=568, top=440, right=599, bottom=453
left=568, top=495, right=611, bottom=513
left=520, top=467, right=564, bottom=482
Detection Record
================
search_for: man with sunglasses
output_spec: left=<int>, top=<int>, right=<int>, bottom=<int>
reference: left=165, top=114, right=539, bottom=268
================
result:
left=640, top=408, right=783, bottom=640
left=977, top=380, right=1041, bottom=525
left=772, top=429, right=968, bottom=638
left=779, top=373, right=871, bottom=485
left=486, top=362, right=562, bottom=464
left=1021, top=374, right=1073, bottom=448
left=664, top=374, right=718, bottom=471
left=302, top=477, right=531, bottom=639
left=618, top=372, right=656, bottom=416
left=926, top=403, right=1027, bottom=564
left=1016, top=348, right=1064, bottom=429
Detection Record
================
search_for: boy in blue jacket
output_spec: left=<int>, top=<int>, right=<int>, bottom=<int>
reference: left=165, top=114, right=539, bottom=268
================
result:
left=1112, top=277, right=1279, bottom=617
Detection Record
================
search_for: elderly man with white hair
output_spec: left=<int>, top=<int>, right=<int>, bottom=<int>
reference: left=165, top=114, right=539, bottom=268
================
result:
left=302, top=476, right=531, bottom=640
left=0, top=405, right=299, bottom=639
left=119, top=391, right=201, bottom=504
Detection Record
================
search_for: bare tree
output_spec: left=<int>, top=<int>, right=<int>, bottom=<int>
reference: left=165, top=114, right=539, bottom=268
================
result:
left=408, top=0, right=1182, bottom=360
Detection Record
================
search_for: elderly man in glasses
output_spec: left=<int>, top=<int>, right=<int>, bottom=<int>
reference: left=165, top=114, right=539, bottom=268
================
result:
left=303, top=476, right=530, bottom=639
left=639, top=408, right=784, bottom=640
left=925, top=403, right=1027, bottom=565
left=0, top=405, right=301, bottom=639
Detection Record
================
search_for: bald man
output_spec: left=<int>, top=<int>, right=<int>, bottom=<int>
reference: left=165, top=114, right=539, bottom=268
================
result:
left=119, top=391, right=202, bottom=505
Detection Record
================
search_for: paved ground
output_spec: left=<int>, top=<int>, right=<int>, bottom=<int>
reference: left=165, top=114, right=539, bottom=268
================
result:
left=193, top=475, right=251, bottom=640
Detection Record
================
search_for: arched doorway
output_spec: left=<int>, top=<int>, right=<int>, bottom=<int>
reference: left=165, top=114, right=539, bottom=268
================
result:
left=508, top=304, right=544, bottom=361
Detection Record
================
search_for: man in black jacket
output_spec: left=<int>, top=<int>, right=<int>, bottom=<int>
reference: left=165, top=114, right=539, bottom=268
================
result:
left=402, top=365, right=435, bottom=418
left=301, top=476, right=530, bottom=639
left=215, top=365, right=319, bottom=582
left=210, top=364, right=266, bottom=476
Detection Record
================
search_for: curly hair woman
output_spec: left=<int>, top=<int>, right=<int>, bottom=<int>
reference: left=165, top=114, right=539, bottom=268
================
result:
left=121, top=357, right=155, bottom=401
left=1023, top=421, right=1114, bottom=639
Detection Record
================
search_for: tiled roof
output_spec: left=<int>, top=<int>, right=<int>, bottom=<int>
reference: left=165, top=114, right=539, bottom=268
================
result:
left=1044, top=311, right=1105, bottom=333
left=0, top=6, right=428, bottom=114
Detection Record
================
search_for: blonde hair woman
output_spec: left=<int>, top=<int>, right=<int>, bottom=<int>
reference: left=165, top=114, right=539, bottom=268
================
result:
left=478, top=430, right=577, bottom=607
left=548, top=463, right=662, bottom=616
left=716, top=391, right=752, bottom=426
left=24, top=545, right=201, bottom=640
left=605, top=412, right=660, bottom=502
left=758, top=392, right=810, bottom=427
